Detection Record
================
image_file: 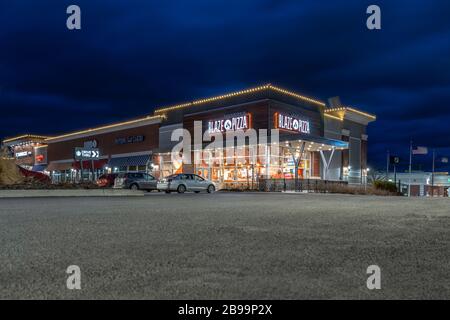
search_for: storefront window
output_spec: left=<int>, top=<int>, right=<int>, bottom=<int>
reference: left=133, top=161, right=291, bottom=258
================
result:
left=152, top=153, right=180, bottom=179
left=192, top=144, right=312, bottom=184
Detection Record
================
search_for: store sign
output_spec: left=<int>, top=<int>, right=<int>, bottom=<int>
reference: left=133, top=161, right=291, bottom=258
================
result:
left=115, top=135, right=145, bottom=145
left=84, top=140, right=98, bottom=149
left=34, top=146, right=48, bottom=164
left=207, top=113, right=251, bottom=134
left=15, top=151, right=32, bottom=158
left=274, top=112, right=310, bottom=134
left=74, top=147, right=100, bottom=160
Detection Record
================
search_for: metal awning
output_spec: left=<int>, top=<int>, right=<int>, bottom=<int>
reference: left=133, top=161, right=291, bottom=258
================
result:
left=108, top=154, right=151, bottom=168
left=282, top=135, right=348, bottom=150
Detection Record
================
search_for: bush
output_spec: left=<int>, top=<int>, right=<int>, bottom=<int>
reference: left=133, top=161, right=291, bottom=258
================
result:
left=373, top=180, right=398, bottom=193
left=0, top=179, right=100, bottom=190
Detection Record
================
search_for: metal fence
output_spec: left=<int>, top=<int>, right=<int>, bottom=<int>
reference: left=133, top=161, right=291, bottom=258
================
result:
left=259, top=178, right=348, bottom=192
left=219, top=178, right=348, bottom=192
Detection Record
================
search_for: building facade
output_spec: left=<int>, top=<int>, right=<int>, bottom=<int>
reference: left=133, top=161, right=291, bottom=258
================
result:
left=2, top=84, right=376, bottom=186
left=2, top=135, right=49, bottom=171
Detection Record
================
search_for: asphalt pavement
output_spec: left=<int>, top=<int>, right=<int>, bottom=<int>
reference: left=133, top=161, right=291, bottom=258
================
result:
left=0, top=192, right=449, bottom=299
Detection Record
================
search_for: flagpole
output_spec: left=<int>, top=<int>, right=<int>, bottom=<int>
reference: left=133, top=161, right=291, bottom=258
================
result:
left=386, top=150, right=390, bottom=180
left=408, top=140, right=412, bottom=197
left=431, top=149, right=435, bottom=197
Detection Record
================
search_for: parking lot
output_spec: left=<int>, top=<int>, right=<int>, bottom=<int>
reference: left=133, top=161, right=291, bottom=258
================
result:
left=0, top=192, right=449, bottom=299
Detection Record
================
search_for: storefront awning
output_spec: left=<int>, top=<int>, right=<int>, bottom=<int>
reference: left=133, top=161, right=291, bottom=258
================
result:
left=283, top=135, right=349, bottom=149
left=108, top=154, right=151, bottom=168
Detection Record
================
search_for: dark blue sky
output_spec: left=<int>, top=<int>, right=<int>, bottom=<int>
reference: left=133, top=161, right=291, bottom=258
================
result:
left=1, top=0, right=449, bottom=171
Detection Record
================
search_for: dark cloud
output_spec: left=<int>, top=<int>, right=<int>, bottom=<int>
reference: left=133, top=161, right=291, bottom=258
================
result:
left=1, top=0, right=449, bottom=170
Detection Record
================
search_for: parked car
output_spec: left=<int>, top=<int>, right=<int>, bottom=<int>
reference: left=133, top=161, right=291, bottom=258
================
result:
left=157, top=173, right=216, bottom=193
left=113, top=172, right=157, bottom=191
left=96, top=173, right=118, bottom=188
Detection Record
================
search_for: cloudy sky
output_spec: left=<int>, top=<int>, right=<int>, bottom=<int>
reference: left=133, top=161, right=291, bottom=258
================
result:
left=1, top=0, right=449, bottom=171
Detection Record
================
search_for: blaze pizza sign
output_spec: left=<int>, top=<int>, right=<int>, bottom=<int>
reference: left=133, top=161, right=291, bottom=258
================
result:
left=274, top=112, right=310, bottom=134
left=207, top=113, right=251, bottom=134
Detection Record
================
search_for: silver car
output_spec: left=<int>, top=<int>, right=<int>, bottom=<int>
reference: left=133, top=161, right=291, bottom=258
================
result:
left=114, top=172, right=158, bottom=191
left=157, top=174, right=216, bottom=194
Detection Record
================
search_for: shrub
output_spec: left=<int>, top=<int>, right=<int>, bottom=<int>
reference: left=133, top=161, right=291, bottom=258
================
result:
left=373, top=180, right=398, bottom=193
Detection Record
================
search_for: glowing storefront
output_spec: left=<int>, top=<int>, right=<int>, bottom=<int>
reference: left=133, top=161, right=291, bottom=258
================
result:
left=153, top=84, right=376, bottom=185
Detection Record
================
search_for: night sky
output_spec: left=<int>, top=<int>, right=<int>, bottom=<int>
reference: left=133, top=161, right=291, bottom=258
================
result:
left=1, top=0, right=449, bottom=171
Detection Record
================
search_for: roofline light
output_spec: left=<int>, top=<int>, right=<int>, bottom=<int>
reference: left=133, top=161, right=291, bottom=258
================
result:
left=2, top=134, right=50, bottom=143
left=154, top=84, right=325, bottom=114
left=45, top=115, right=165, bottom=142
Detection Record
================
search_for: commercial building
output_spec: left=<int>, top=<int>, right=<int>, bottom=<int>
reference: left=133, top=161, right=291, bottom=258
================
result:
left=388, top=172, right=450, bottom=197
left=2, top=84, right=376, bottom=186
left=2, top=135, right=49, bottom=171
left=44, top=115, right=163, bottom=183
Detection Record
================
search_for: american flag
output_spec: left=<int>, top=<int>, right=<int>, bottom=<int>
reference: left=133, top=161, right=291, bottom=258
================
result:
left=412, top=146, right=428, bottom=155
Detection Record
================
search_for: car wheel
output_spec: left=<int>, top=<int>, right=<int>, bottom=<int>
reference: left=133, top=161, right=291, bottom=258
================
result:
left=207, top=185, right=215, bottom=193
left=177, top=184, right=186, bottom=194
left=130, top=184, right=139, bottom=190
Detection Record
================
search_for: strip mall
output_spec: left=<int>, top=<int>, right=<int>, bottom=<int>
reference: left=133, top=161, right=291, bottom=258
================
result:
left=2, top=84, right=376, bottom=186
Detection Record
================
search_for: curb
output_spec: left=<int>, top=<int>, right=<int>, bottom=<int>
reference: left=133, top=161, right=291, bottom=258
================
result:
left=0, top=189, right=146, bottom=198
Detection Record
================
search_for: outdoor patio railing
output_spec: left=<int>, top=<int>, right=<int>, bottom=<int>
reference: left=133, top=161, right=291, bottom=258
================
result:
left=219, top=178, right=348, bottom=192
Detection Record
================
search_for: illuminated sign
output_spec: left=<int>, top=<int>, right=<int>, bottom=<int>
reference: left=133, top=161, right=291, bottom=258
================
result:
left=74, top=147, right=100, bottom=160
left=274, top=112, right=310, bottom=134
left=15, top=151, right=32, bottom=158
left=84, top=140, right=98, bottom=149
left=115, top=135, right=145, bottom=145
left=34, top=146, right=48, bottom=164
left=208, top=113, right=251, bottom=133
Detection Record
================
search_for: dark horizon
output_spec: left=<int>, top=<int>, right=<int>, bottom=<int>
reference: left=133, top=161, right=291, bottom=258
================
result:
left=1, top=0, right=449, bottom=171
